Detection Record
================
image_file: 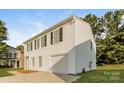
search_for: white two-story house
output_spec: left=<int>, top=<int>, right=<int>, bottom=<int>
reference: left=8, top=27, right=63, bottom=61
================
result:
left=23, top=16, right=96, bottom=74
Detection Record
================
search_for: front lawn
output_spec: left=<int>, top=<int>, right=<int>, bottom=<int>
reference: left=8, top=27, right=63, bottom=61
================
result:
left=73, top=64, right=124, bottom=83
left=0, top=68, right=23, bottom=77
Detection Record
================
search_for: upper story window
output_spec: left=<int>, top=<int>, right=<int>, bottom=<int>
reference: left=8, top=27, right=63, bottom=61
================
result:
left=41, top=35, right=47, bottom=47
left=27, top=42, right=33, bottom=52
left=11, top=53, right=14, bottom=58
left=27, top=43, right=29, bottom=52
left=54, top=27, right=63, bottom=43
left=10, top=53, right=12, bottom=58
left=34, top=39, right=40, bottom=50
left=37, top=38, right=40, bottom=49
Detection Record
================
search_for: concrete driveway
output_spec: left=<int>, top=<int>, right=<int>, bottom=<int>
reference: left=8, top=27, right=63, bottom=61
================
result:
left=0, top=71, right=65, bottom=83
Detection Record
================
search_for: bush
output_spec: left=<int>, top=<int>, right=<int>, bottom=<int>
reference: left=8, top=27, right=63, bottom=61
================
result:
left=119, top=59, right=124, bottom=64
left=0, top=59, right=6, bottom=65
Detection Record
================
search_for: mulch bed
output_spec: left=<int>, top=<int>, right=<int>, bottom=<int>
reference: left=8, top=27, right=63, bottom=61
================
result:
left=17, top=70, right=37, bottom=74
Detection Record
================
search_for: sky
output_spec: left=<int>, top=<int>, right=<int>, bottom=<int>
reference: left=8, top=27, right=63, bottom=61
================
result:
left=0, top=9, right=116, bottom=47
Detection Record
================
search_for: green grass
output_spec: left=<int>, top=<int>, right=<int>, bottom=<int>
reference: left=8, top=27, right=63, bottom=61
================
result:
left=97, top=64, right=124, bottom=70
left=0, top=68, right=23, bottom=77
left=73, top=64, right=124, bottom=83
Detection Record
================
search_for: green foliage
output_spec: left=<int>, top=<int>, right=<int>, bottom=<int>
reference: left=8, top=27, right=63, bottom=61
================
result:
left=0, top=20, right=8, bottom=64
left=0, top=20, right=7, bottom=52
left=0, top=59, right=6, bottom=64
left=83, top=10, right=124, bottom=64
left=0, top=20, right=7, bottom=42
left=16, top=45, right=24, bottom=52
left=74, top=64, right=124, bottom=83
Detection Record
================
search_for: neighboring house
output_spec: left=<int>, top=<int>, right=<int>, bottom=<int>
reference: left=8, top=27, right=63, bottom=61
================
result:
left=0, top=45, right=24, bottom=68
left=23, top=16, right=96, bottom=74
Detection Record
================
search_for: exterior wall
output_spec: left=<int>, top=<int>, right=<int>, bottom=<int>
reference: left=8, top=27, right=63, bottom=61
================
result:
left=50, top=54, right=68, bottom=74
left=16, top=50, right=24, bottom=68
left=24, top=16, right=96, bottom=74
left=24, top=21, right=75, bottom=73
left=2, top=47, right=24, bottom=68
left=74, top=17, right=96, bottom=73
left=21, top=52, right=24, bottom=67
left=7, top=47, right=17, bottom=68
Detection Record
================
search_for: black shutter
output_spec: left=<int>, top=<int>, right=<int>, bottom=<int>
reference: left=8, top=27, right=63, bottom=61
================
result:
left=34, top=40, right=36, bottom=50
left=60, top=27, right=63, bottom=41
left=45, top=35, right=47, bottom=46
left=31, top=42, right=32, bottom=51
left=51, top=32, right=53, bottom=44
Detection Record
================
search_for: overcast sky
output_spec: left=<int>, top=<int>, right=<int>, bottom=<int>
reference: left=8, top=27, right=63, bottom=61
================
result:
left=0, top=9, right=116, bottom=47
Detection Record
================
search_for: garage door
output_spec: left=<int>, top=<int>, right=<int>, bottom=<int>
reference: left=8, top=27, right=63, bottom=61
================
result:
left=51, top=54, right=68, bottom=74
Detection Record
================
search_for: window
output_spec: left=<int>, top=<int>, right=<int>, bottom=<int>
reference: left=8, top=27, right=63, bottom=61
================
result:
left=39, top=56, right=42, bottom=67
left=37, top=39, right=40, bottom=49
left=34, top=39, right=40, bottom=50
left=51, top=32, right=53, bottom=45
left=27, top=42, right=33, bottom=52
left=26, top=56, right=29, bottom=69
left=14, top=53, right=16, bottom=58
left=89, top=61, right=92, bottom=70
left=54, top=30, right=60, bottom=43
left=6, top=53, right=8, bottom=58
left=11, top=53, right=14, bottom=58
left=54, top=27, right=63, bottom=43
left=10, top=53, right=12, bottom=58
left=41, top=35, right=47, bottom=47
left=32, top=57, right=35, bottom=67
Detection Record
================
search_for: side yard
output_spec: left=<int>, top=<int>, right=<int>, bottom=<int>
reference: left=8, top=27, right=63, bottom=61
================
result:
left=73, top=64, right=124, bottom=83
left=0, top=68, right=23, bottom=77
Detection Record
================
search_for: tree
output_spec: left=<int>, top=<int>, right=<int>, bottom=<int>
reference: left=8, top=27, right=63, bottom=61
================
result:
left=83, top=14, right=105, bottom=40
left=0, top=20, right=7, bottom=43
left=16, top=45, right=24, bottom=52
left=103, top=10, right=124, bottom=64
left=83, top=10, right=124, bottom=65
left=0, top=20, right=8, bottom=58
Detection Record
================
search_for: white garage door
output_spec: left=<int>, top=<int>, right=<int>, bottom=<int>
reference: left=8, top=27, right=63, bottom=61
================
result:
left=51, top=55, right=68, bottom=74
